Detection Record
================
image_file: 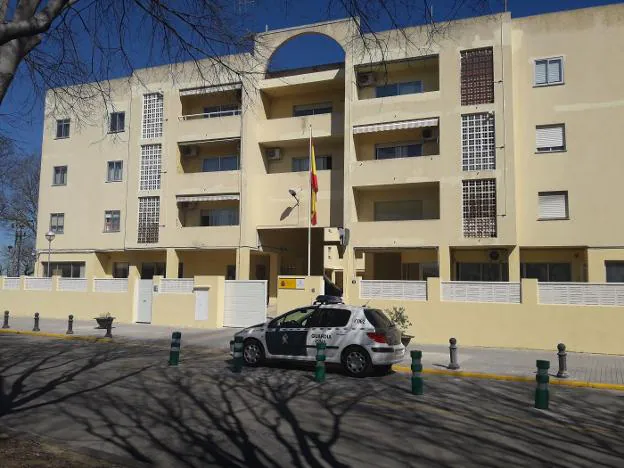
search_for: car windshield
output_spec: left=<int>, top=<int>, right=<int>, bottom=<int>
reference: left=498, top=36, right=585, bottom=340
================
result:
left=364, top=308, right=394, bottom=329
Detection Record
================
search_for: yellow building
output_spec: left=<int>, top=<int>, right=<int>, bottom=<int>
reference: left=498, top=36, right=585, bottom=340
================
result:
left=36, top=4, right=624, bottom=309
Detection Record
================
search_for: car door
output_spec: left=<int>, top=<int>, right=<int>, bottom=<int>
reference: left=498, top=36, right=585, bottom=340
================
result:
left=265, top=307, right=316, bottom=358
left=306, top=308, right=352, bottom=360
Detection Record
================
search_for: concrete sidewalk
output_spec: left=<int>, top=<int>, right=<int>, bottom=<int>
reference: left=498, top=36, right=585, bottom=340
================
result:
left=402, top=343, right=624, bottom=386
left=1, top=316, right=241, bottom=349
left=2, top=315, right=623, bottom=387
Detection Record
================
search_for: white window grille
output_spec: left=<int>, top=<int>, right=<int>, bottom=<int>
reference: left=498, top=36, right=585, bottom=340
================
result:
left=94, top=278, right=128, bottom=293
left=462, top=179, right=497, bottom=238
left=462, top=113, right=495, bottom=171
left=539, top=283, right=624, bottom=306
left=140, top=144, right=162, bottom=190
left=138, top=196, right=160, bottom=243
left=24, top=277, right=53, bottom=291
left=441, top=281, right=521, bottom=303
left=3, top=277, right=20, bottom=290
left=142, top=93, right=163, bottom=139
left=538, top=191, right=568, bottom=220
left=160, top=279, right=194, bottom=294
left=360, top=280, right=427, bottom=301
left=58, top=278, right=88, bottom=292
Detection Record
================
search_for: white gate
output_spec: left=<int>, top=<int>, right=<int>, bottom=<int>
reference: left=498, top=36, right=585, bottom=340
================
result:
left=223, top=280, right=267, bottom=327
left=136, top=280, right=153, bottom=323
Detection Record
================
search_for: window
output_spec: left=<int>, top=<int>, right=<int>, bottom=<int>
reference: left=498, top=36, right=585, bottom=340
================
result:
left=113, top=262, right=129, bottom=278
left=202, top=155, right=240, bottom=172
left=137, top=196, right=160, bottom=243
left=141, top=93, right=163, bottom=139
left=50, top=213, right=64, bottom=234
left=43, top=262, right=85, bottom=278
left=319, top=309, right=351, bottom=327
left=56, top=119, right=70, bottom=138
left=141, top=262, right=165, bottom=279
left=456, top=263, right=509, bottom=282
left=203, top=104, right=241, bottom=118
left=363, top=309, right=393, bottom=328
left=375, top=143, right=422, bottom=160
left=462, top=113, right=495, bottom=171
left=109, top=111, right=125, bottom=133
left=140, top=144, right=161, bottom=190
left=272, top=307, right=316, bottom=328
left=460, top=48, right=494, bottom=106
left=53, top=166, right=67, bottom=186
left=226, top=265, right=236, bottom=280
left=402, top=262, right=439, bottom=280
left=374, top=200, right=423, bottom=221
left=538, top=191, right=568, bottom=220
left=536, top=124, right=565, bottom=152
left=376, top=81, right=423, bottom=98
left=293, top=102, right=332, bottom=117
left=292, top=156, right=332, bottom=172
left=606, top=262, right=624, bottom=283
left=200, top=207, right=239, bottom=226
left=463, top=179, right=497, bottom=238
left=521, top=263, right=572, bottom=282
left=104, top=210, right=121, bottom=232
left=107, top=161, right=123, bottom=182
left=535, top=57, right=563, bottom=86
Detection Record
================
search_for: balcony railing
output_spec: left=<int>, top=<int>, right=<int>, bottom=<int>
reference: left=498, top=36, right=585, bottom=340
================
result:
left=179, top=108, right=241, bottom=121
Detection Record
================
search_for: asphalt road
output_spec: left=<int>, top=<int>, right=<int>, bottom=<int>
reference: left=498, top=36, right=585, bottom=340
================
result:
left=1, top=334, right=623, bottom=467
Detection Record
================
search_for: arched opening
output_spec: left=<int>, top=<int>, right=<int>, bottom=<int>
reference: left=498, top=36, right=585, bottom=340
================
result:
left=266, top=33, right=345, bottom=78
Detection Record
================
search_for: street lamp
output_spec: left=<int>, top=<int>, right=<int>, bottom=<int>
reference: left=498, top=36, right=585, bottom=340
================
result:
left=288, top=188, right=300, bottom=206
left=45, top=230, right=56, bottom=277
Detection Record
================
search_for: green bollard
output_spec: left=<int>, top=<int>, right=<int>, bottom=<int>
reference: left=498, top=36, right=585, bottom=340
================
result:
left=411, top=350, right=424, bottom=395
left=315, top=342, right=326, bottom=383
left=535, top=359, right=550, bottom=410
left=233, top=336, right=244, bottom=373
left=168, top=331, right=182, bottom=366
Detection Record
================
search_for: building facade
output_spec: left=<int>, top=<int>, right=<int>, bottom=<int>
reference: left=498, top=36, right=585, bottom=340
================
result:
left=36, top=5, right=624, bottom=306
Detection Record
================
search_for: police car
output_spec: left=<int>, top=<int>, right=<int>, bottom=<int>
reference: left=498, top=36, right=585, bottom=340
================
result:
left=230, top=295, right=405, bottom=377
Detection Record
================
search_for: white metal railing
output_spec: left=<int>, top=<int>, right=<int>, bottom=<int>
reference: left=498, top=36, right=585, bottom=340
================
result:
left=179, top=108, right=241, bottom=121
left=360, top=280, right=427, bottom=301
left=442, top=281, right=521, bottom=304
left=160, top=279, right=194, bottom=294
left=24, top=277, right=53, bottom=291
left=58, top=278, right=88, bottom=292
left=539, top=282, right=624, bottom=306
left=94, top=278, right=128, bottom=293
left=3, top=277, right=20, bottom=290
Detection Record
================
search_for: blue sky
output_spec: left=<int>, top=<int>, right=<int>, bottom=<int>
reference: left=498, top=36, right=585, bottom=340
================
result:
left=0, top=0, right=620, bottom=157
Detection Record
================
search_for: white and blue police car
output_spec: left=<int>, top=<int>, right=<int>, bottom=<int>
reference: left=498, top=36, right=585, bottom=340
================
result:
left=230, top=295, right=405, bottom=377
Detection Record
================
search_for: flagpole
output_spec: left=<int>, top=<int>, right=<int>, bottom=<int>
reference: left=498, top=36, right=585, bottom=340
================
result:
left=307, top=124, right=312, bottom=277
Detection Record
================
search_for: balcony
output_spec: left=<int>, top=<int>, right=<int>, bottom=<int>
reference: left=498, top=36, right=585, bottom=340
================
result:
left=173, top=198, right=241, bottom=248
left=349, top=219, right=442, bottom=248
left=171, top=171, right=240, bottom=197
left=173, top=225, right=240, bottom=248
left=258, top=112, right=343, bottom=145
left=178, top=87, right=242, bottom=143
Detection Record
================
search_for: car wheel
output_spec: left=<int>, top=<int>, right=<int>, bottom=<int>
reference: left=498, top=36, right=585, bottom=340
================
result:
left=341, top=346, right=372, bottom=377
left=243, top=339, right=265, bottom=367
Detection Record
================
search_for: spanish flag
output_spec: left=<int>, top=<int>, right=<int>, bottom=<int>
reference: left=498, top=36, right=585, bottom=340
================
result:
left=310, top=141, right=318, bottom=226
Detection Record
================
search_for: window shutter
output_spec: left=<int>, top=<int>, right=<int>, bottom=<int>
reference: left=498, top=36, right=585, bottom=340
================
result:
left=536, top=125, right=564, bottom=150
left=547, top=59, right=562, bottom=83
left=539, top=192, right=568, bottom=219
left=534, top=60, right=547, bottom=85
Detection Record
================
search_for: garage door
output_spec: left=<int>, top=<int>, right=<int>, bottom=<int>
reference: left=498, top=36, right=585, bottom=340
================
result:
left=223, top=280, right=267, bottom=327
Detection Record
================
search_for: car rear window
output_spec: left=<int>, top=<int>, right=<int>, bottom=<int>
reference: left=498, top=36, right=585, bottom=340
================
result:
left=322, top=309, right=351, bottom=327
left=364, top=308, right=394, bottom=329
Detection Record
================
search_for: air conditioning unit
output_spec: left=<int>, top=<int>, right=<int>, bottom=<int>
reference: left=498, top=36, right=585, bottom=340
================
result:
left=488, top=249, right=508, bottom=262
left=422, top=128, right=438, bottom=141
left=181, top=145, right=198, bottom=157
left=356, top=72, right=375, bottom=86
left=265, top=147, right=282, bottom=161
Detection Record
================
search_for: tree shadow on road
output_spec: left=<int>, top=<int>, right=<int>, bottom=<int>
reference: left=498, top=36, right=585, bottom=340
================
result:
left=2, top=335, right=624, bottom=467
